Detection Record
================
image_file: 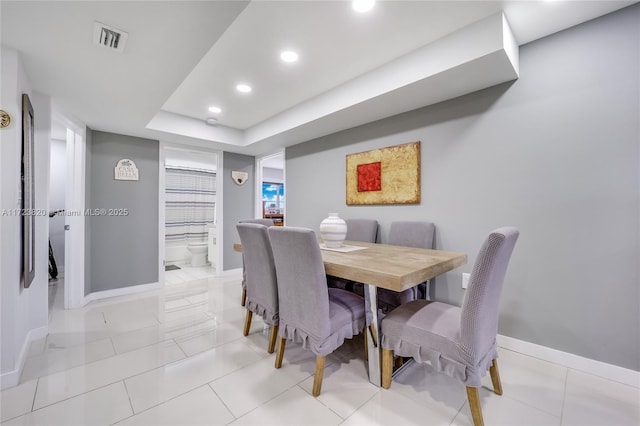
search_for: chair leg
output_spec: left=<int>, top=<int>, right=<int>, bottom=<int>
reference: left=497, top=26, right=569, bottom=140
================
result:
left=312, top=355, right=326, bottom=397
left=275, top=337, right=286, bottom=368
left=394, top=356, right=404, bottom=369
left=466, top=387, right=484, bottom=426
left=267, top=325, right=279, bottom=354
left=241, top=288, right=247, bottom=306
left=489, top=358, right=503, bottom=395
left=381, top=348, right=393, bottom=389
left=368, top=325, right=378, bottom=347
left=242, top=310, right=253, bottom=336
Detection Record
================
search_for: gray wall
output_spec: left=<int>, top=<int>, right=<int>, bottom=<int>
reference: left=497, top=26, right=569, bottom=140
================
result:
left=86, top=130, right=159, bottom=294
left=286, top=5, right=639, bottom=371
left=223, top=152, right=255, bottom=270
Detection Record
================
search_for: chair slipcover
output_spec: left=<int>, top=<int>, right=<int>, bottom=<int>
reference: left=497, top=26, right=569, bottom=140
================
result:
left=377, top=221, right=435, bottom=312
left=328, top=218, right=378, bottom=291
left=268, top=226, right=366, bottom=356
left=381, top=227, right=519, bottom=387
left=238, top=219, right=275, bottom=295
left=345, top=219, right=378, bottom=243
left=236, top=223, right=278, bottom=325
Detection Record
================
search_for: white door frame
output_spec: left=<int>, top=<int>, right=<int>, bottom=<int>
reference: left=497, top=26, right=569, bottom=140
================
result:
left=64, top=124, right=86, bottom=309
left=159, top=142, right=223, bottom=284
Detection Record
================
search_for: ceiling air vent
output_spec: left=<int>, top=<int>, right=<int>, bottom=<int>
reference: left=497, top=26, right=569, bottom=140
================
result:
left=93, top=22, right=128, bottom=53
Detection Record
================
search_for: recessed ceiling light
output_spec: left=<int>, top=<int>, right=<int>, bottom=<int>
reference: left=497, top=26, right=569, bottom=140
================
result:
left=208, top=106, right=222, bottom=114
left=205, top=117, right=218, bottom=125
left=280, top=50, right=299, bottom=63
left=236, top=83, right=252, bottom=93
left=352, top=0, right=375, bottom=13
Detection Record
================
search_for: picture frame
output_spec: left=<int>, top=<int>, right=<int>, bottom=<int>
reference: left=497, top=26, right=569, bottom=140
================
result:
left=346, top=141, right=421, bottom=205
left=21, top=93, right=35, bottom=288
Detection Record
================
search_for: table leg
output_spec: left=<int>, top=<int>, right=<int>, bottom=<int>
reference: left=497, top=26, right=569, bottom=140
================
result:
left=364, top=284, right=381, bottom=386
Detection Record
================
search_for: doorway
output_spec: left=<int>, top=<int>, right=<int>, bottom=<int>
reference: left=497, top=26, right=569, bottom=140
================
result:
left=48, top=108, right=86, bottom=311
left=47, top=134, right=66, bottom=315
left=160, top=145, right=221, bottom=285
left=255, top=151, right=285, bottom=225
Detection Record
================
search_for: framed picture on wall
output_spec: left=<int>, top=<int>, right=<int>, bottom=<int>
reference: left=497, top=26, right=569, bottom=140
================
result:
left=346, top=141, right=420, bottom=205
left=21, top=93, right=35, bottom=288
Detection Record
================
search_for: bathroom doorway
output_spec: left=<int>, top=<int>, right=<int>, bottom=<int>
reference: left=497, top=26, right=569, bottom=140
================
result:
left=161, top=146, right=220, bottom=284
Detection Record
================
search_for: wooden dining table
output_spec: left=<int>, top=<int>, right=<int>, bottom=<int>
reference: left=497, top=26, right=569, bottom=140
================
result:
left=233, top=240, right=467, bottom=386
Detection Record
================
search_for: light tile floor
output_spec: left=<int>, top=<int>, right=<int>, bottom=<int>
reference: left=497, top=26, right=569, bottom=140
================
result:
left=1, top=267, right=639, bottom=425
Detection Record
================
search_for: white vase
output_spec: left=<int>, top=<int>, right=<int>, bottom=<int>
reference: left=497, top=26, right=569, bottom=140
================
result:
left=320, top=213, right=347, bottom=248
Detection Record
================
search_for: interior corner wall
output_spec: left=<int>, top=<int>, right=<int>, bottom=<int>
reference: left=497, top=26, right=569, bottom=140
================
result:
left=86, top=130, right=159, bottom=294
left=223, top=152, right=254, bottom=270
left=285, top=5, right=640, bottom=371
left=0, top=47, right=51, bottom=388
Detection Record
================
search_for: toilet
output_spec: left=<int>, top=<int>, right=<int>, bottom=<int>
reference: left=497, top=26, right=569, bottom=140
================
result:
left=187, top=242, right=208, bottom=267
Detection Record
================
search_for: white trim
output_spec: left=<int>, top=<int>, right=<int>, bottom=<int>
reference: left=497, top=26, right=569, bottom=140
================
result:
left=497, top=334, right=640, bottom=388
left=64, top=126, right=86, bottom=310
left=0, top=326, right=48, bottom=390
left=84, top=281, right=162, bottom=304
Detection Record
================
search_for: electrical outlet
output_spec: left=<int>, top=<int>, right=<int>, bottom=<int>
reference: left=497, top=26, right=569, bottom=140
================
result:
left=462, top=273, right=470, bottom=289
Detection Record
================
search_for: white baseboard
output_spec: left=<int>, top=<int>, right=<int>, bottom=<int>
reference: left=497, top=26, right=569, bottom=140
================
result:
left=0, top=325, right=48, bottom=390
left=497, top=334, right=640, bottom=388
left=84, top=281, right=162, bottom=304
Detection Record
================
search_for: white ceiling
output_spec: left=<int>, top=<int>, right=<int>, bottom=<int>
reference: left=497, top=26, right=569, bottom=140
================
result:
left=1, top=1, right=636, bottom=155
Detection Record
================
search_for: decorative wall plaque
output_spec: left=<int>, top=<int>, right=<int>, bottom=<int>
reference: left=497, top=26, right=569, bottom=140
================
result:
left=114, top=159, right=139, bottom=181
left=0, top=109, right=11, bottom=128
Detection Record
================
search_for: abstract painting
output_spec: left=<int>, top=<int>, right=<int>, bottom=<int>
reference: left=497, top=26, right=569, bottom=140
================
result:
left=346, top=141, right=420, bottom=205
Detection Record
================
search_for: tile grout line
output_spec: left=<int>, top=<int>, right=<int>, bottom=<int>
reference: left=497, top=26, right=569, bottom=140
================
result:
left=499, top=387, right=564, bottom=420
left=559, top=367, right=569, bottom=425
left=24, top=380, right=132, bottom=418
left=207, top=383, right=238, bottom=422
left=24, top=272, right=236, bottom=418
left=174, top=337, right=190, bottom=358
left=120, top=379, right=136, bottom=422
left=30, top=377, right=40, bottom=412
left=32, top=343, right=186, bottom=411
left=108, top=335, right=118, bottom=357
left=449, top=400, right=465, bottom=425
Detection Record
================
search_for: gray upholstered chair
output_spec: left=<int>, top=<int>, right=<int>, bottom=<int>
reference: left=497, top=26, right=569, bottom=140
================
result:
left=236, top=223, right=279, bottom=353
left=268, top=226, right=367, bottom=396
left=328, top=218, right=378, bottom=291
left=345, top=218, right=378, bottom=243
left=238, top=218, right=275, bottom=306
left=376, top=221, right=435, bottom=312
left=380, top=227, right=519, bottom=426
